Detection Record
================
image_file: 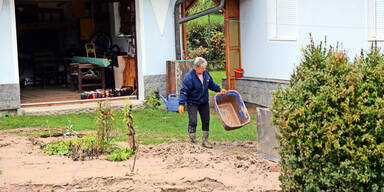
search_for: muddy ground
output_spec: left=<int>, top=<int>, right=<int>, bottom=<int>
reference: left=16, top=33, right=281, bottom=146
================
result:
left=0, top=128, right=280, bottom=192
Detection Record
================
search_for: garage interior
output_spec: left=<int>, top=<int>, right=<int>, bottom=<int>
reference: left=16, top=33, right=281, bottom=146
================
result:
left=15, top=0, right=137, bottom=105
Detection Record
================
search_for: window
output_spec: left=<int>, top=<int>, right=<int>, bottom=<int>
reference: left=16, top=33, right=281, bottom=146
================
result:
left=367, top=0, right=384, bottom=41
left=268, top=0, right=297, bottom=41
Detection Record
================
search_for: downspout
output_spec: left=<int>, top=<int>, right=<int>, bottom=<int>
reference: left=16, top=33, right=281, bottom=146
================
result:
left=174, top=0, right=225, bottom=60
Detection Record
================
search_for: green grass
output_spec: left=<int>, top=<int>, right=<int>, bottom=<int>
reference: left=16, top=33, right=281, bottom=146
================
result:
left=0, top=107, right=256, bottom=145
left=209, top=70, right=226, bottom=95
left=0, top=113, right=96, bottom=131
left=186, top=14, right=224, bottom=27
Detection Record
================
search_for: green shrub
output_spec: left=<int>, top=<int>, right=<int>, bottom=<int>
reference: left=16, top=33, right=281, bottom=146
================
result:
left=187, top=0, right=216, bottom=15
left=188, top=45, right=225, bottom=71
left=106, top=148, right=134, bottom=161
left=187, top=23, right=224, bottom=50
left=145, top=89, right=162, bottom=109
left=209, top=31, right=225, bottom=61
left=207, top=60, right=225, bottom=71
left=187, top=22, right=209, bottom=50
left=189, top=46, right=210, bottom=60
left=186, top=21, right=225, bottom=67
left=271, top=38, right=384, bottom=191
left=44, top=135, right=116, bottom=160
left=45, top=139, right=72, bottom=156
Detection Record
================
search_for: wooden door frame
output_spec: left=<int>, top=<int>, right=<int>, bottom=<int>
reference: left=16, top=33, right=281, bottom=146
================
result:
left=180, top=0, right=240, bottom=90
left=224, top=0, right=240, bottom=90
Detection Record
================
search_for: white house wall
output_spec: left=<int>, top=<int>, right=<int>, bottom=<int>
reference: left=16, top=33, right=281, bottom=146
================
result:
left=0, top=0, right=20, bottom=110
left=240, top=0, right=383, bottom=80
left=0, top=0, right=18, bottom=84
left=141, top=0, right=176, bottom=97
left=143, top=0, right=175, bottom=75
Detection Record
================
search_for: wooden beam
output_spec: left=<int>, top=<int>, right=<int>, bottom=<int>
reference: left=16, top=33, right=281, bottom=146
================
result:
left=224, top=18, right=232, bottom=90
left=224, top=0, right=240, bottom=90
left=181, top=2, right=188, bottom=59
left=229, top=46, right=240, bottom=50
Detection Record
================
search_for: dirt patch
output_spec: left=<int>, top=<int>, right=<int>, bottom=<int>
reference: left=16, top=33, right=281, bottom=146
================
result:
left=0, top=128, right=280, bottom=192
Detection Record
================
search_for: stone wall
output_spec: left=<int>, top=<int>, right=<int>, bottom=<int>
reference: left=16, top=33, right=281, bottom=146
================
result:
left=144, top=74, right=167, bottom=97
left=223, top=77, right=289, bottom=107
left=0, top=84, right=20, bottom=111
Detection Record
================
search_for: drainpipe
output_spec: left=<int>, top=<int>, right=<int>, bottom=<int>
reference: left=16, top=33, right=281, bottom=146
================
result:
left=174, top=0, right=225, bottom=60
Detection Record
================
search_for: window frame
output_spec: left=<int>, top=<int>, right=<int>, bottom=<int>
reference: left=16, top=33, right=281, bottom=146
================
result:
left=367, top=0, right=384, bottom=41
left=267, top=0, right=298, bottom=41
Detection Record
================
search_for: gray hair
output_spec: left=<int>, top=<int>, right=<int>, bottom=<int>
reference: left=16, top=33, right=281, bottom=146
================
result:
left=193, top=57, right=208, bottom=68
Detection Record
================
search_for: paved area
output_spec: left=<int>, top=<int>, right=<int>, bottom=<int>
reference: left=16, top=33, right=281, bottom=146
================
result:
left=18, top=99, right=145, bottom=116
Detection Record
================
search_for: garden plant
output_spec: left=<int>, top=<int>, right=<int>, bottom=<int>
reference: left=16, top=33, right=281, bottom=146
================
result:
left=272, top=37, right=384, bottom=191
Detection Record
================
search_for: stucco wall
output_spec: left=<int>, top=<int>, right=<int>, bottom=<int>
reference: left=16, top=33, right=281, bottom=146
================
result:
left=135, top=0, right=176, bottom=98
left=0, top=0, right=19, bottom=84
left=0, top=0, right=20, bottom=110
left=238, top=0, right=384, bottom=161
left=240, top=0, right=383, bottom=80
left=142, top=0, right=176, bottom=76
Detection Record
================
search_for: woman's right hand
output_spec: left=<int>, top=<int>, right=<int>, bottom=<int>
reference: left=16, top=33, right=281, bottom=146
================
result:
left=178, top=105, right=184, bottom=115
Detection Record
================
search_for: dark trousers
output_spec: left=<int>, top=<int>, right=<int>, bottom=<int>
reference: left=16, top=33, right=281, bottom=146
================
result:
left=187, top=102, right=210, bottom=133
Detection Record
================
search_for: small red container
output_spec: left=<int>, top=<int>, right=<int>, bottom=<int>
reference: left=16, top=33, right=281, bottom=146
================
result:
left=234, top=68, right=243, bottom=78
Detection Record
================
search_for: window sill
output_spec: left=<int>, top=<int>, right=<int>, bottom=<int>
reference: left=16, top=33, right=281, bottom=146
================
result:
left=368, top=38, right=384, bottom=42
left=268, top=38, right=297, bottom=42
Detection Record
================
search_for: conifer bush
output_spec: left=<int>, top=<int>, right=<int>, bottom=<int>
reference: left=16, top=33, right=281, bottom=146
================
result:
left=271, top=38, right=384, bottom=191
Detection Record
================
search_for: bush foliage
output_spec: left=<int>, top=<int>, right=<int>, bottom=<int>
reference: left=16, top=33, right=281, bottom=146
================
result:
left=187, top=0, right=217, bottom=15
left=271, top=38, right=384, bottom=191
left=187, top=18, right=225, bottom=71
left=145, top=89, right=162, bottom=109
left=106, top=147, right=134, bottom=161
left=44, top=135, right=116, bottom=158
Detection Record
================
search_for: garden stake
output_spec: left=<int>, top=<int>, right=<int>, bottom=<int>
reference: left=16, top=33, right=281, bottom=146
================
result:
left=124, top=104, right=136, bottom=150
left=130, top=144, right=138, bottom=173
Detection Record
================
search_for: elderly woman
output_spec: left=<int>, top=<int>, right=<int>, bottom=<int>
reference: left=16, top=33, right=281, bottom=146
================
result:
left=178, top=57, right=227, bottom=148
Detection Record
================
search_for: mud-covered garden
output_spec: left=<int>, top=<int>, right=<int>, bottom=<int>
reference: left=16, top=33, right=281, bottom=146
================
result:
left=0, top=96, right=280, bottom=192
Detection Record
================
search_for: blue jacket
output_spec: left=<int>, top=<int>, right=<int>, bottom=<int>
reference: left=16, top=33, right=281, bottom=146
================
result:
left=179, top=69, right=221, bottom=105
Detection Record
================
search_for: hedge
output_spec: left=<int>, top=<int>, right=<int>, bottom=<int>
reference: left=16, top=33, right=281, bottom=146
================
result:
left=271, top=37, right=384, bottom=191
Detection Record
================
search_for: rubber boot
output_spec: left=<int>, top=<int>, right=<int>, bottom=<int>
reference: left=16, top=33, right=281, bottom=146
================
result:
left=202, top=131, right=213, bottom=149
left=189, top=133, right=197, bottom=144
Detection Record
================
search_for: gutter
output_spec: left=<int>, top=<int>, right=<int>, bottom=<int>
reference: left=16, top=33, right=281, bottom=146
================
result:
left=174, top=0, right=225, bottom=60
